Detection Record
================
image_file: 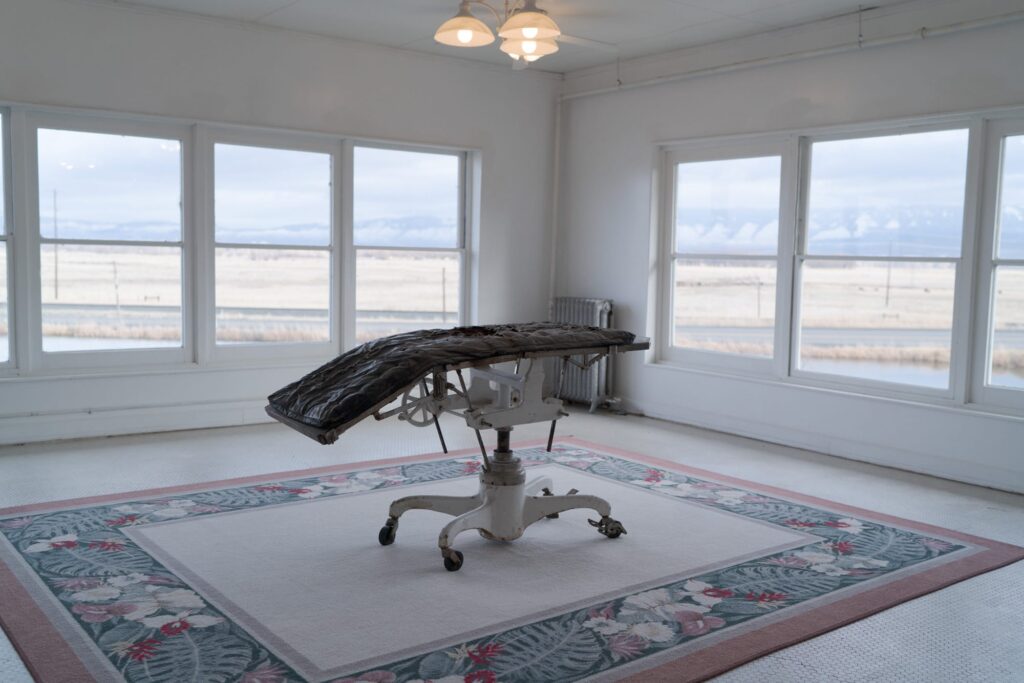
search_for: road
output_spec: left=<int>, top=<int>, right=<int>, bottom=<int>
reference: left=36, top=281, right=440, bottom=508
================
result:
left=22, top=303, right=1024, bottom=349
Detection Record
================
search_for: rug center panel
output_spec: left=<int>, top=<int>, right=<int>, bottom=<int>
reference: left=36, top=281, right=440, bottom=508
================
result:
left=126, top=465, right=811, bottom=680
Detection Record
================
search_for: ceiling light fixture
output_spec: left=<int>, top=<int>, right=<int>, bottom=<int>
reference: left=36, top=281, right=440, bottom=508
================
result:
left=434, top=2, right=495, bottom=47
left=434, top=0, right=561, bottom=67
left=499, top=36, right=559, bottom=61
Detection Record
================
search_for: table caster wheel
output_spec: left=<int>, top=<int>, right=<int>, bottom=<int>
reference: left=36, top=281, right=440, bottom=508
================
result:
left=589, top=516, right=627, bottom=539
left=378, top=520, right=397, bottom=546
left=443, top=549, right=464, bottom=572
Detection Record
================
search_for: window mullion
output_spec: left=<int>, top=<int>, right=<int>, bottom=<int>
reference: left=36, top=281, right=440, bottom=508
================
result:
left=192, top=123, right=214, bottom=366
left=10, top=108, right=40, bottom=374
left=949, top=120, right=988, bottom=403
left=340, top=139, right=356, bottom=351
left=775, top=135, right=801, bottom=379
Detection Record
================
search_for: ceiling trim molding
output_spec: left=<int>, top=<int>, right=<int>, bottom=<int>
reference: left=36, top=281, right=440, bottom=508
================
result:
left=560, top=0, right=1024, bottom=99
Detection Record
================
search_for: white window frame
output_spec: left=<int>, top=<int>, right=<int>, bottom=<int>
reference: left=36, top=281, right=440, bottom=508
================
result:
left=652, top=113, right=1024, bottom=413
left=0, top=107, right=12, bottom=372
left=656, top=137, right=798, bottom=377
left=0, top=100, right=479, bottom=380
left=789, top=120, right=980, bottom=402
left=971, top=118, right=1024, bottom=412
left=201, top=126, right=342, bottom=365
left=348, top=142, right=470, bottom=349
left=22, top=111, right=193, bottom=372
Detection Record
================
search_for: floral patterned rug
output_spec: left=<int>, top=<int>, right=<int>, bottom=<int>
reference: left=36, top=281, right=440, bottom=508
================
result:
left=1, top=437, right=1021, bottom=683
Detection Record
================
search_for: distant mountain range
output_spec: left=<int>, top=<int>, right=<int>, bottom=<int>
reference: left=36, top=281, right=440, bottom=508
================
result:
left=677, top=205, right=1024, bottom=257
left=38, top=215, right=460, bottom=249
left=35, top=207, right=1024, bottom=256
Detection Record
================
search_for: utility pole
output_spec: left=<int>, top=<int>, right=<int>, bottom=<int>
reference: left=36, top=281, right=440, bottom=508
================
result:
left=884, top=241, right=892, bottom=308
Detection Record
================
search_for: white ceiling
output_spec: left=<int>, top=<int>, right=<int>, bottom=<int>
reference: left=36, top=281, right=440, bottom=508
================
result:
left=116, top=0, right=917, bottom=73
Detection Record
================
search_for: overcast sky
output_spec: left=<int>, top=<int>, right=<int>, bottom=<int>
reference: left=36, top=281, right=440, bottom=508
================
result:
left=25, top=125, right=1024, bottom=255
left=35, top=130, right=460, bottom=247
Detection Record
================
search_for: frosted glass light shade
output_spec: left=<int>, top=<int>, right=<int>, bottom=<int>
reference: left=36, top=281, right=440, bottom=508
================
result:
left=498, top=4, right=561, bottom=40
left=500, top=37, right=559, bottom=59
left=435, top=9, right=494, bottom=47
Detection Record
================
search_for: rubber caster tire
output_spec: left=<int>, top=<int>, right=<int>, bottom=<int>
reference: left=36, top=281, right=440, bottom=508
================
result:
left=603, top=524, right=624, bottom=539
left=378, top=525, right=396, bottom=546
left=590, top=517, right=627, bottom=539
left=443, top=550, right=464, bottom=572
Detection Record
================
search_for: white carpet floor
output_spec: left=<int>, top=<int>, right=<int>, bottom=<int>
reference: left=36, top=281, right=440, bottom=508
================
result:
left=1, top=409, right=1022, bottom=682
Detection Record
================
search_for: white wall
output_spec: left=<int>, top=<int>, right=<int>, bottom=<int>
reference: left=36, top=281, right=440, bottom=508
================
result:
left=0, top=0, right=560, bottom=443
left=556, top=20, right=1024, bottom=492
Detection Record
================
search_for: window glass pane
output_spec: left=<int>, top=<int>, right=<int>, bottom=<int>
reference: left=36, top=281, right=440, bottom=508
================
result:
left=673, top=259, right=775, bottom=356
left=990, top=266, right=1024, bottom=389
left=675, top=156, right=781, bottom=255
left=356, top=249, right=460, bottom=343
left=0, top=243, right=7, bottom=363
left=40, top=244, right=182, bottom=352
left=998, top=135, right=1024, bottom=259
left=215, top=248, right=329, bottom=344
left=354, top=147, right=460, bottom=248
left=38, top=129, right=181, bottom=241
left=806, top=129, right=968, bottom=257
left=799, top=260, right=956, bottom=388
left=214, top=144, right=331, bottom=246
left=0, top=113, right=5, bottom=236
left=1, top=113, right=6, bottom=363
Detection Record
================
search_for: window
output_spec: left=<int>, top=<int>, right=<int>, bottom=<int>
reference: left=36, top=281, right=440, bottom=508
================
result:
left=35, top=125, right=185, bottom=356
left=0, top=105, right=479, bottom=377
left=796, top=128, right=969, bottom=390
left=663, top=147, right=784, bottom=368
left=213, top=142, right=333, bottom=346
left=975, top=124, right=1024, bottom=403
left=353, top=146, right=464, bottom=343
left=989, top=134, right=1024, bottom=389
left=0, top=112, right=8, bottom=364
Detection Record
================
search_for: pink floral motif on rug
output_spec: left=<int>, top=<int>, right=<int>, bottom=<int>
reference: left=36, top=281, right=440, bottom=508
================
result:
left=0, top=437, right=1021, bottom=683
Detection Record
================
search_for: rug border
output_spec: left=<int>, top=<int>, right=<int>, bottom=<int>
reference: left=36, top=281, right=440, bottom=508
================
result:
left=555, top=437, right=1024, bottom=683
left=1, top=436, right=1021, bottom=683
left=0, top=440, right=548, bottom=683
left=0, top=558, right=97, bottom=683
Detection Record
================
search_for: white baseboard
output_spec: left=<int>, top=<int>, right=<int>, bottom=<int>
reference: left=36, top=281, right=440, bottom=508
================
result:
left=5, top=391, right=1020, bottom=497
left=629, top=399, right=1024, bottom=495
left=0, top=400, right=275, bottom=446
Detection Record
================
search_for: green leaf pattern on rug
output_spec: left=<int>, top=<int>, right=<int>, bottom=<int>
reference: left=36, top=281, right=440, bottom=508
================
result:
left=0, top=445, right=967, bottom=683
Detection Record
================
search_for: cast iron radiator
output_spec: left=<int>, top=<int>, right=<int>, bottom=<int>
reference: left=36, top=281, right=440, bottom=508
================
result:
left=548, top=297, right=617, bottom=412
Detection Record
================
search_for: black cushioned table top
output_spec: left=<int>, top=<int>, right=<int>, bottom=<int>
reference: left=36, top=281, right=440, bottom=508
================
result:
left=265, top=322, right=640, bottom=443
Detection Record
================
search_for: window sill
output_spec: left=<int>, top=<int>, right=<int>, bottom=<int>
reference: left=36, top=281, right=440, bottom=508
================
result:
left=645, top=358, right=1024, bottom=423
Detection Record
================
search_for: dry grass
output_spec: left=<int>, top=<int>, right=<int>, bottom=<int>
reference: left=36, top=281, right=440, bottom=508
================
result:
left=41, top=323, right=180, bottom=342
left=675, top=262, right=1024, bottom=330
left=16, top=249, right=1024, bottom=368
left=38, top=322, right=330, bottom=344
left=679, top=340, right=1024, bottom=371
left=38, top=246, right=458, bottom=312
